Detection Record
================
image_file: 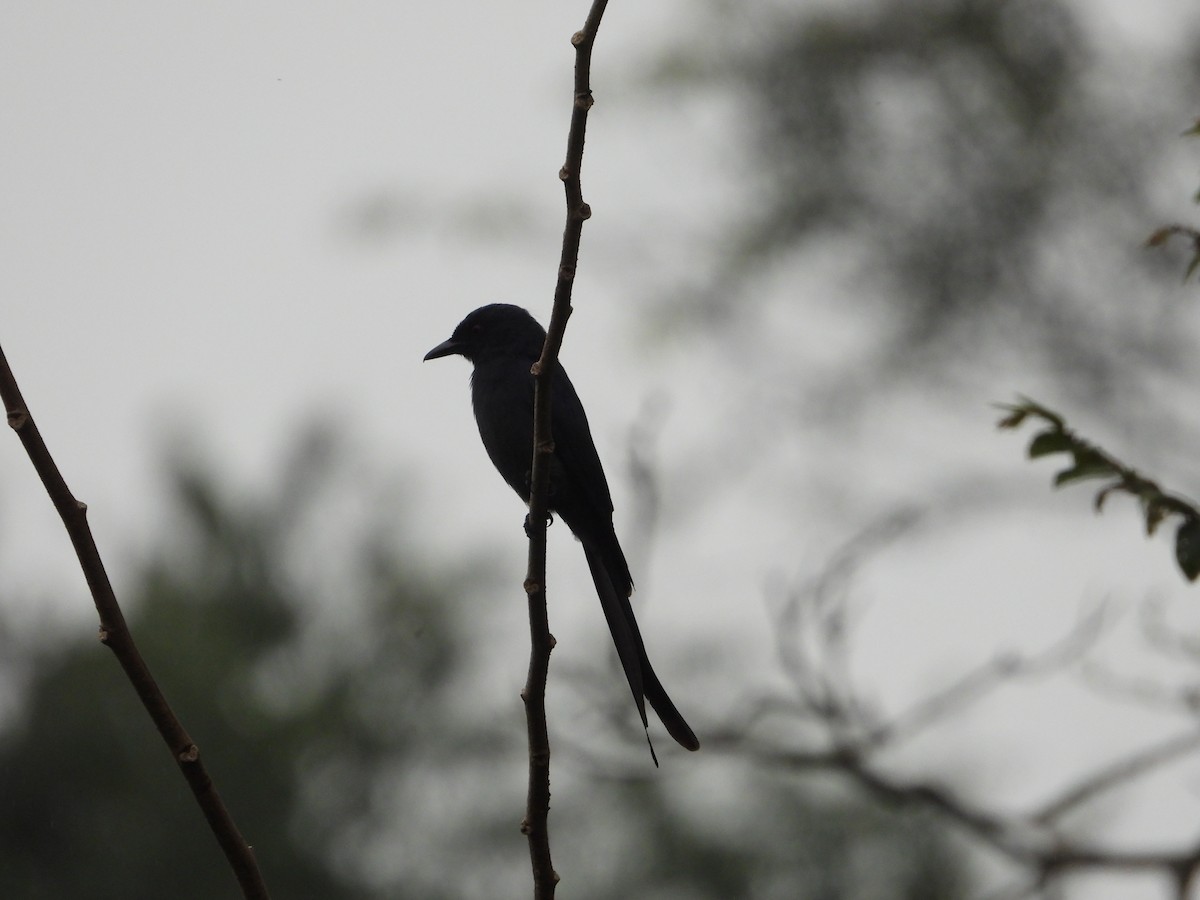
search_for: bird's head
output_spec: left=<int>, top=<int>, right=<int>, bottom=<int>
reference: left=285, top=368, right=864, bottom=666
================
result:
left=423, top=303, right=548, bottom=364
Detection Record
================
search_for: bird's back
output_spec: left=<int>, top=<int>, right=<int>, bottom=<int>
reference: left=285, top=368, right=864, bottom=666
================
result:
left=470, top=354, right=632, bottom=595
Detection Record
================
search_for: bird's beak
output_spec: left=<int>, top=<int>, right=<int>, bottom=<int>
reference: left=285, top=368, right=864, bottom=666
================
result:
left=423, top=338, right=462, bottom=361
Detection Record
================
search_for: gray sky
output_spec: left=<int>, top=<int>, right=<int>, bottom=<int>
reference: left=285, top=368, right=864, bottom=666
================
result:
left=4, top=4, right=1200, bottom=897
left=0, top=4, right=654, bottom=581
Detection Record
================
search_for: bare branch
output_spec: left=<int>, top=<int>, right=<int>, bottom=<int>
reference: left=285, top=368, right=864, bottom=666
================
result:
left=771, top=510, right=921, bottom=740
left=0, top=342, right=270, bottom=899
left=1082, top=659, right=1200, bottom=715
left=744, top=514, right=1200, bottom=896
left=869, top=600, right=1109, bottom=749
left=748, top=734, right=1200, bottom=896
left=1032, top=728, right=1200, bottom=825
left=521, top=2, right=609, bottom=897
left=1139, top=594, right=1200, bottom=665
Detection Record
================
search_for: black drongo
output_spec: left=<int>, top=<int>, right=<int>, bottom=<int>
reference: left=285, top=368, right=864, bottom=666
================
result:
left=424, top=304, right=699, bottom=760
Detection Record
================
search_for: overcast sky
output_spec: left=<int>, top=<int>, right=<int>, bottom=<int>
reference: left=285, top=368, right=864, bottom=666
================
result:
left=4, top=4, right=1200, bottom=897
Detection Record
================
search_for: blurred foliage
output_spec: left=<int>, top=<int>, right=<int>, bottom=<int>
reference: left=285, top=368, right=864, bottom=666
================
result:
left=1145, top=122, right=1200, bottom=281
left=1147, top=222, right=1200, bottom=283
left=649, top=0, right=1200, bottom=409
left=0, top=427, right=506, bottom=899
left=553, top=769, right=967, bottom=900
left=0, top=427, right=969, bottom=898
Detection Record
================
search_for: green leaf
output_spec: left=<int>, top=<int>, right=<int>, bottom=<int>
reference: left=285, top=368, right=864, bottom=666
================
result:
left=1175, top=517, right=1200, bottom=582
left=1093, top=481, right=1124, bottom=512
left=1028, top=429, right=1073, bottom=459
left=1146, top=226, right=1173, bottom=247
left=996, top=396, right=1067, bottom=431
left=1143, top=497, right=1168, bottom=536
left=995, top=406, right=1028, bottom=430
left=1053, top=451, right=1112, bottom=486
left=1020, top=399, right=1064, bottom=429
left=1186, top=251, right=1200, bottom=283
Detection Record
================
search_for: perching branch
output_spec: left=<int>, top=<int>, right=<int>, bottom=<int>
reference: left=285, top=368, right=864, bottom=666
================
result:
left=0, top=342, right=270, bottom=900
left=520, top=2, right=609, bottom=898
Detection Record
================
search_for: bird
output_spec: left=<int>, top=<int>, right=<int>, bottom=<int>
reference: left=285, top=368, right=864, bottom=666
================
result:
left=424, top=303, right=699, bottom=761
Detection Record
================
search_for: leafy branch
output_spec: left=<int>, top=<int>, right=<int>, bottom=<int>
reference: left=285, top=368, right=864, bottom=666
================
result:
left=1144, top=118, right=1200, bottom=281
left=997, top=396, right=1200, bottom=582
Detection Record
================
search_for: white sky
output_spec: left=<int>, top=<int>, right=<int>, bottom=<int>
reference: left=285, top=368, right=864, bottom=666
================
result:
left=3, top=3, right=1200, bottom=898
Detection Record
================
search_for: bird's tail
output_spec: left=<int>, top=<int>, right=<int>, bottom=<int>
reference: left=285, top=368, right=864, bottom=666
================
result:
left=582, top=541, right=700, bottom=762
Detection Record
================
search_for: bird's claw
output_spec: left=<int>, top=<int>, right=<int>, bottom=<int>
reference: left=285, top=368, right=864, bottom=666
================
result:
left=523, top=511, right=554, bottom=538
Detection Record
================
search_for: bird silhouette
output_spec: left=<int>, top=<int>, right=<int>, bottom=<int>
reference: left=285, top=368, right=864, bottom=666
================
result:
left=425, top=304, right=699, bottom=761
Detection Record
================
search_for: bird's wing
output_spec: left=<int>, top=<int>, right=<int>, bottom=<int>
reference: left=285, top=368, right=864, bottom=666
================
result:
left=549, top=364, right=616, bottom=519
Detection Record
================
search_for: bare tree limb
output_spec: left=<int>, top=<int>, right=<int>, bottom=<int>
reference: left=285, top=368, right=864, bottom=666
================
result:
left=1032, top=728, right=1200, bottom=825
left=736, top=516, right=1200, bottom=897
left=748, top=736, right=1200, bottom=896
left=0, top=342, right=270, bottom=899
left=865, top=599, right=1109, bottom=750
left=520, top=2, right=609, bottom=897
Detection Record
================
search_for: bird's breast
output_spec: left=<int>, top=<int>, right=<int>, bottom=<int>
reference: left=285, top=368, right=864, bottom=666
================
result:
left=470, top=359, right=539, bottom=502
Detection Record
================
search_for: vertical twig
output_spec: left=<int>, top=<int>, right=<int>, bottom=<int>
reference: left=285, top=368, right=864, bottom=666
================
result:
left=0, top=342, right=271, bottom=900
left=520, top=1, right=609, bottom=897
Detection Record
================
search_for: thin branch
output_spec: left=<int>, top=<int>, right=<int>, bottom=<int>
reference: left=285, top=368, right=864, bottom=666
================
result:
left=1032, top=728, right=1200, bottom=825
left=746, top=518, right=1200, bottom=895
left=748, top=744, right=1037, bottom=865
left=0, top=342, right=270, bottom=899
left=866, top=600, right=1109, bottom=749
left=1139, top=594, right=1200, bottom=665
left=1082, top=659, right=1200, bottom=715
left=754, top=740, right=1200, bottom=895
left=772, top=511, right=921, bottom=739
left=520, top=2, right=609, bottom=898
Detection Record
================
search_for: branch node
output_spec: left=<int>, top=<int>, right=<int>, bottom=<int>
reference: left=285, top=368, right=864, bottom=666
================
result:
left=575, top=91, right=594, bottom=111
left=577, top=203, right=592, bottom=221
left=6, top=409, right=27, bottom=430
left=558, top=165, right=570, bottom=182
left=97, top=626, right=110, bottom=644
left=558, top=265, right=575, bottom=282
left=178, top=744, right=200, bottom=763
left=570, top=30, right=585, bottom=47
left=523, top=579, right=540, bottom=596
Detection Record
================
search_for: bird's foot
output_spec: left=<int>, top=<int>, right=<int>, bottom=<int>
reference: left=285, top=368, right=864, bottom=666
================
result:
left=523, top=511, right=554, bottom=538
